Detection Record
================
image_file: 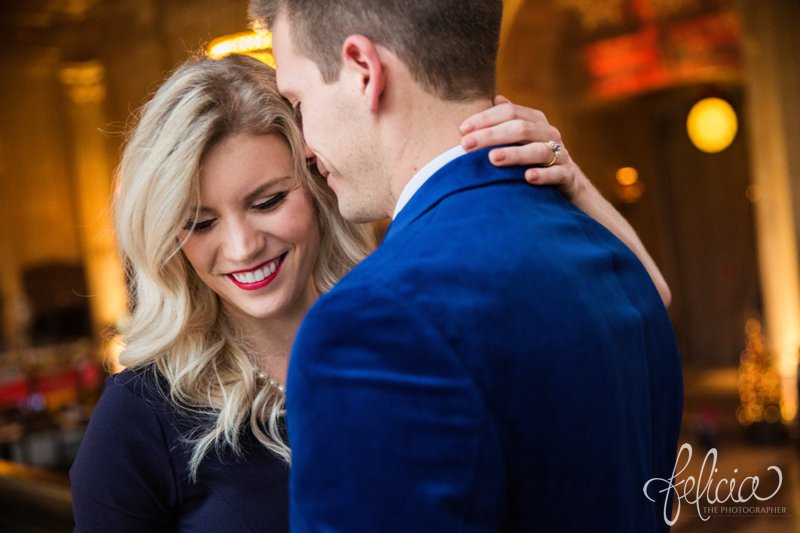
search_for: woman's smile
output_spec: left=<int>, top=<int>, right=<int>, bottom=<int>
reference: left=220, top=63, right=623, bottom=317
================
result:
left=227, top=252, right=288, bottom=290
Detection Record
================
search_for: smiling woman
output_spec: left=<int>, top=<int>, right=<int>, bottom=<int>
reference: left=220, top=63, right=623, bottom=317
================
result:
left=180, top=133, right=321, bottom=331
left=68, top=54, right=373, bottom=532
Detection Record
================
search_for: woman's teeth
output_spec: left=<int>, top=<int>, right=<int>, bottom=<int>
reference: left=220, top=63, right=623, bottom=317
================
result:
left=231, top=257, right=280, bottom=284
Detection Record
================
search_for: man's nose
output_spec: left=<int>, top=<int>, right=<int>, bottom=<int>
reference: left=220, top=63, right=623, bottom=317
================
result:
left=314, top=157, right=330, bottom=177
left=304, top=144, right=330, bottom=177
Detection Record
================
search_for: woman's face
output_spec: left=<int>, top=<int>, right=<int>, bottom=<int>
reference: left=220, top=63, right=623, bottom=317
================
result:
left=180, top=133, right=320, bottom=326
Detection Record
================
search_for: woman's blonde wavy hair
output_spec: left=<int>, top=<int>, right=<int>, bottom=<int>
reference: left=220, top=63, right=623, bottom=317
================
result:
left=114, top=53, right=373, bottom=478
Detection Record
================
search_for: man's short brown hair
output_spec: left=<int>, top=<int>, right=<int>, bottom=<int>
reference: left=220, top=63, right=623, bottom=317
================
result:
left=249, top=0, right=502, bottom=101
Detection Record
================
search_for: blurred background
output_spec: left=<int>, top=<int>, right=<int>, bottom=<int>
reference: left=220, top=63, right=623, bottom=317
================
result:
left=0, top=0, right=798, bottom=530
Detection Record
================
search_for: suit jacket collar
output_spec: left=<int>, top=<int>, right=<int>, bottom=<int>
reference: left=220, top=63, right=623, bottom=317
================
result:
left=385, top=146, right=526, bottom=241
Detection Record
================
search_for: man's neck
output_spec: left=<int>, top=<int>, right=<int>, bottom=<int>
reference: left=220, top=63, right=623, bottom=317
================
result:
left=386, top=97, right=493, bottom=209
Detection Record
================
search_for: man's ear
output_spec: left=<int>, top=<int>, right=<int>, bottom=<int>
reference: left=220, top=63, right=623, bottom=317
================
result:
left=341, top=35, right=385, bottom=114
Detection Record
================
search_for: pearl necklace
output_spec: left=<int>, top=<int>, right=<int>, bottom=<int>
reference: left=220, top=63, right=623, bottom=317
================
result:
left=254, top=369, right=286, bottom=394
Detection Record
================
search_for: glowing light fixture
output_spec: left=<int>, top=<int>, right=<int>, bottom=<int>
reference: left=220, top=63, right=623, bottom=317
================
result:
left=207, top=31, right=275, bottom=67
left=615, top=166, right=639, bottom=186
left=686, top=97, right=738, bottom=153
left=614, top=166, right=643, bottom=203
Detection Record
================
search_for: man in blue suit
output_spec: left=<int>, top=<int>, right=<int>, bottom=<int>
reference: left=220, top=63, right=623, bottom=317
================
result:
left=253, top=0, right=683, bottom=530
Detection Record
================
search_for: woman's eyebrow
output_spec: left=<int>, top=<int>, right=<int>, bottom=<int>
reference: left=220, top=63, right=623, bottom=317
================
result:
left=188, top=206, right=214, bottom=217
left=244, top=176, right=294, bottom=203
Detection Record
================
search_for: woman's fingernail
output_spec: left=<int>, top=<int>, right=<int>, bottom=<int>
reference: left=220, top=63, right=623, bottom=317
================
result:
left=460, top=121, right=473, bottom=134
left=463, top=136, right=477, bottom=150
left=491, top=150, right=505, bottom=163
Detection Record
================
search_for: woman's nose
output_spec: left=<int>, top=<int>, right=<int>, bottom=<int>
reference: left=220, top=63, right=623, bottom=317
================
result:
left=222, top=218, right=262, bottom=264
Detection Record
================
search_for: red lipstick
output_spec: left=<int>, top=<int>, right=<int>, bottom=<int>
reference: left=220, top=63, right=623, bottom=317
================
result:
left=227, top=253, right=286, bottom=291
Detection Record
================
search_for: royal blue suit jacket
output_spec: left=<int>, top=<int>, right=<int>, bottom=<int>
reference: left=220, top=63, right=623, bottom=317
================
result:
left=287, top=148, right=683, bottom=532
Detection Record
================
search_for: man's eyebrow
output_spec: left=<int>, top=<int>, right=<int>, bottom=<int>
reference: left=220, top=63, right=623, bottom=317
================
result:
left=276, top=77, right=296, bottom=101
left=279, top=87, right=296, bottom=102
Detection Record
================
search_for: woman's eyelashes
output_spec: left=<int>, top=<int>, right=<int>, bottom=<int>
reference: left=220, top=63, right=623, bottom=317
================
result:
left=182, top=192, right=290, bottom=233
left=183, top=217, right=215, bottom=233
left=253, top=191, right=288, bottom=211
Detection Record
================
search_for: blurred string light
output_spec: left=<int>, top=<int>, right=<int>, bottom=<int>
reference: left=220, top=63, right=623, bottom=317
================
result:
left=207, top=31, right=275, bottom=66
left=737, top=318, right=785, bottom=426
left=686, top=97, right=738, bottom=153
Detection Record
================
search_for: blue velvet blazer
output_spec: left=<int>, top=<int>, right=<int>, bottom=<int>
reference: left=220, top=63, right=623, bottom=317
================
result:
left=287, top=147, right=683, bottom=532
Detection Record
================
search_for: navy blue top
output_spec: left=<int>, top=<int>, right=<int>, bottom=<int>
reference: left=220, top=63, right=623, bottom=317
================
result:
left=70, top=368, right=289, bottom=532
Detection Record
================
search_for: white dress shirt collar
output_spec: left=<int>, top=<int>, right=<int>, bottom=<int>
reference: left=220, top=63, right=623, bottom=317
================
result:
left=392, top=145, right=467, bottom=219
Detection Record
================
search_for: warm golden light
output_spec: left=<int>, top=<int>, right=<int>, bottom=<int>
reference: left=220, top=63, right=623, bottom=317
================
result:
left=59, top=62, right=129, bottom=338
left=208, top=31, right=275, bottom=67
left=59, top=62, right=106, bottom=104
left=615, top=167, right=639, bottom=186
left=736, top=319, right=784, bottom=426
left=686, top=97, right=738, bottom=153
left=614, top=167, right=643, bottom=203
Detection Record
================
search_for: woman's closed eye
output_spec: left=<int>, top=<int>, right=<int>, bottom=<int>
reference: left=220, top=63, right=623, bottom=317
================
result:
left=183, top=217, right=216, bottom=233
left=182, top=192, right=289, bottom=233
left=254, top=191, right=289, bottom=212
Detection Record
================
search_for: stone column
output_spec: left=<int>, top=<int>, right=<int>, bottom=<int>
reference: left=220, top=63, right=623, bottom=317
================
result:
left=738, top=0, right=800, bottom=422
left=58, top=61, right=127, bottom=337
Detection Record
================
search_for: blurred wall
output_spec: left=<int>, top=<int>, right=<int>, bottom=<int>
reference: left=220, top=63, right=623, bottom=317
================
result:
left=0, top=0, right=797, bottom=378
left=0, top=0, right=252, bottom=345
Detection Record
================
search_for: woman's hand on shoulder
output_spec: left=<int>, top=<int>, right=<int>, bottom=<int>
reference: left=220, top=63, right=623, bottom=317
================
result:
left=460, top=96, right=672, bottom=307
left=460, top=95, right=584, bottom=200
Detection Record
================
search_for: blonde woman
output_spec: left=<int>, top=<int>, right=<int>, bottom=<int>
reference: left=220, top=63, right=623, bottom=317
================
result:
left=70, top=53, right=668, bottom=532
